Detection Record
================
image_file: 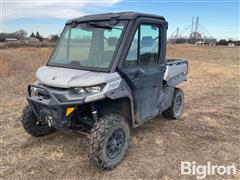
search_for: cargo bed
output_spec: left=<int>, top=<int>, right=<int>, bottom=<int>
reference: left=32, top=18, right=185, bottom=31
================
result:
left=164, top=59, right=188, bottom=86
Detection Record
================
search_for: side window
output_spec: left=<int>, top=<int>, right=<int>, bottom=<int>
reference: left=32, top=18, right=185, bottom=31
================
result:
left=125, top=29, right=138, bottom=66
left=124, top=24, right=159, bottom=67
left=140, top=25, right=159, bottom=66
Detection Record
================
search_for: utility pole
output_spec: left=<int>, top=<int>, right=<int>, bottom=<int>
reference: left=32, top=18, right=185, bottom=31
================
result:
left=176, top=27, right=179, bottom=38
left=193, top=17, right=199, bottom=44
left=191, top=17, right=194, bottom=37
left=191, top=17, right=194, bottom=43
left=195, top=17, right=199, bottom=34
left=175, top=27, right=179, bottom=43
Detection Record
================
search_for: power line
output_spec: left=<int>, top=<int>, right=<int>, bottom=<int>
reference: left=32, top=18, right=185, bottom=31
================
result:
left=199, top=23, right=213, bottom=37
left=169, top=16, right=216, bottom=44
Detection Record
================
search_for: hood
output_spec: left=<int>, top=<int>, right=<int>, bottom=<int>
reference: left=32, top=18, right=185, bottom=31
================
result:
left=36, top=66, right=121, bottom=88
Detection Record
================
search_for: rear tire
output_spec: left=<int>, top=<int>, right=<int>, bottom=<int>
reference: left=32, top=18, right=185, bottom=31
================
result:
left=88, top=114, right=130, bottom=169
left=21, top=104, right=55, bottom=137
left=162, top=88, right=184, bottom=120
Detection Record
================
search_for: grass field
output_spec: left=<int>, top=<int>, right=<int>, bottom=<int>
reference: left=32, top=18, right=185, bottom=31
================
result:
left=0, top=45, right=239, bottom=179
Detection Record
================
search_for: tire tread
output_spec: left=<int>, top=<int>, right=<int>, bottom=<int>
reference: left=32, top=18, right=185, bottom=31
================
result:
left=162, top=88, right=184, bottom=120
left=88, top=114, right=129, bottom=170
left=21, top=105, right=55, bottom=137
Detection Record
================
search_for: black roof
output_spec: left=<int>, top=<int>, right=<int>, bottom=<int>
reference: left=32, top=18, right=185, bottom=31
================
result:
left=0, top=33, right=19, bottom=41
left=66, top=12, right=166, bottom=24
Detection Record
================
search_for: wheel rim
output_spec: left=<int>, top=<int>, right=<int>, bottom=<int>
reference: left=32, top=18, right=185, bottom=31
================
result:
left=175, top=95, right=182, bottom=113
left=106, top=128, right=125, bottom=160
left=36, top=120, right=49, bottom=127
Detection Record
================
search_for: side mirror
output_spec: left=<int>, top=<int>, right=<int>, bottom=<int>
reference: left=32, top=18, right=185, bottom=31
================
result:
left=141, top=36, right=154, bottom=47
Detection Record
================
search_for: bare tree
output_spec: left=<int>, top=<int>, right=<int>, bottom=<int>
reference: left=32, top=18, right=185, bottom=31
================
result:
left=49, top=34, right=59, bottom=42
left=16, top=29, right=27, bottom=39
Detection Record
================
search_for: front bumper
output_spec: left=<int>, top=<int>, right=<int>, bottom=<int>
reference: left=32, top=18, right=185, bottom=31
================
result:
left=27, top=84, right=84, bottom=130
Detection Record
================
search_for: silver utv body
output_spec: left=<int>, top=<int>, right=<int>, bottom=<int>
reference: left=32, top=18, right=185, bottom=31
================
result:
left=27, top=12, right=188, bottom=129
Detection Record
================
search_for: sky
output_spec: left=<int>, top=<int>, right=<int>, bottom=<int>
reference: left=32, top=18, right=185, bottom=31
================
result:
left=1, top=0, right=239, bottom=40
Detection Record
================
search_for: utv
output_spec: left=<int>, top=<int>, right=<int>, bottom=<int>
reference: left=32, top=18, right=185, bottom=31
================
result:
left=21, top=12, right=188, bottom=169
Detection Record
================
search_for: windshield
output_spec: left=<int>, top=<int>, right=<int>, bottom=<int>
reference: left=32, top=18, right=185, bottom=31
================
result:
left=48, top=21, right=127, bottom=71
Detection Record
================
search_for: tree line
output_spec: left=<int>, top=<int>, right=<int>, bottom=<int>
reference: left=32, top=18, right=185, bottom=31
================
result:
left=29, top=31, right=59, bottom=42
left=0, top=29, right=60, bottom=43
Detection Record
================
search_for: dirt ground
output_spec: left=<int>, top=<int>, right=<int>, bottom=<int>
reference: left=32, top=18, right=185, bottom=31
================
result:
left=0, top=45, right=239, bottom=180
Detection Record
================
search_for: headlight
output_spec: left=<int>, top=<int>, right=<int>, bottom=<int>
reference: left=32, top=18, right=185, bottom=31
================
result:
left=85, top=86, right=102, bottom=94
left=73, top=84, right=105, bottom=95
left=74, top=87, right=86, bottom=94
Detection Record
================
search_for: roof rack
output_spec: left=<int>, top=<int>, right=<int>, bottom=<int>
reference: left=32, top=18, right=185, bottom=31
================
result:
left=66, top=12, right=166, bottom=25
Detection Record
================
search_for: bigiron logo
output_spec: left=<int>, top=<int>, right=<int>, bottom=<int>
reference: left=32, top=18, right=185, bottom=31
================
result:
left=180, top=161, right=237, bottom=179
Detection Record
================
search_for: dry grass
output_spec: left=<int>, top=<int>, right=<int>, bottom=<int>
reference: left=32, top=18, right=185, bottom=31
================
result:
left=0, top=45, right=240, bottom=180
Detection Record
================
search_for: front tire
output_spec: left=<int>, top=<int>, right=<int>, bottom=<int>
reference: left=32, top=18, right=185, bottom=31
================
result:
left=162, top=88, right=184, bottom=120
left=88, top=114, right=130, bottom=169
left=21, top=105, right=55, bottom=137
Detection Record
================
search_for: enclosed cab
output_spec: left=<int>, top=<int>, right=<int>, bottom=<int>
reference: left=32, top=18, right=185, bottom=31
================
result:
left=21, top=12, right=188, bottom=169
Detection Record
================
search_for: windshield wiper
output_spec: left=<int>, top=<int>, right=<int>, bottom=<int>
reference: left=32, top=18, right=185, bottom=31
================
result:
left=87, top=22, right=112, bottom=30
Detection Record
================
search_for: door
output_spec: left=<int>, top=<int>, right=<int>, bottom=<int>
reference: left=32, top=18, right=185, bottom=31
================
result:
left=121, top=24, right=165, bottom=122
